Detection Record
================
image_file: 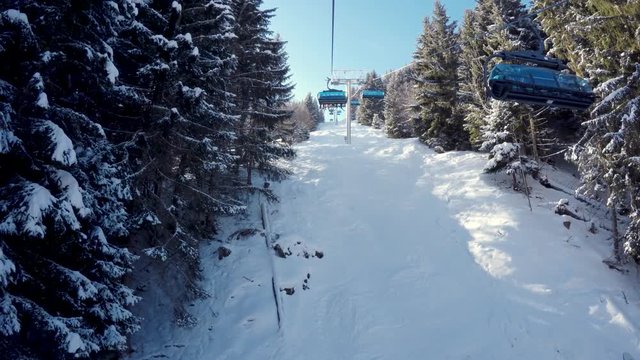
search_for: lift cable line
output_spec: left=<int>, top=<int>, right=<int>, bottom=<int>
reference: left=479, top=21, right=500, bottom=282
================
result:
left=317, top=0, right=347, bottom=110
left=329, top=0, right=337, bottom=74
left=352, top=0, right=574, bottom=97
left=481, top=0, right=594, bottom=110
left=323, top=70, right=367, bottom=144
left=317, top=0, right=580, bottom=145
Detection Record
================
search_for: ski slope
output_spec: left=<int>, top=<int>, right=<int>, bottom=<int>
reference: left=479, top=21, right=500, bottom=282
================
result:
left=129, top=122, right=640, bottom=360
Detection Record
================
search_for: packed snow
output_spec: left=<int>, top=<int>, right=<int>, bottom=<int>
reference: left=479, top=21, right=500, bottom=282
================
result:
left=128, top=122, right=640, bottom=360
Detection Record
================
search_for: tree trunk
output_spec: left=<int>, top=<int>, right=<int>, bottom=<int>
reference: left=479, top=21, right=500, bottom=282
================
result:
left=611, top=206, right=621, bottom=261
left=246, top=158, right=253, bottom=185
left=528, top=116, right=539, bottom=162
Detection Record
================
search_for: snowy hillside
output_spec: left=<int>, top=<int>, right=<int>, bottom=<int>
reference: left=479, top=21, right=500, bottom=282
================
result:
left=129, top=122, right=640, bottom=360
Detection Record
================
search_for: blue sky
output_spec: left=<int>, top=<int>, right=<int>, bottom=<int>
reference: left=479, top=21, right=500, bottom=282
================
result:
left=261, top=0, right=478, bottom=101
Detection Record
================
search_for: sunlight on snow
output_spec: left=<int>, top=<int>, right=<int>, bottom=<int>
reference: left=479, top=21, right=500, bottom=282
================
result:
left=128, top=123, right=640, bottom=360
left=589, top=298, right=637, bottom=333
left=425, top=154, right=519, bottom=279
left=522, top=283, right=553, bottom=294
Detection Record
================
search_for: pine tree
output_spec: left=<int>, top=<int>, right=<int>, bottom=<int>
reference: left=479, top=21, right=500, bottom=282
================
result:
left=384, top=70, right=415, bottom=138
left=370, top=113, right=382, bottom=129
left=413, top=1, right=466, bottom=150
left=458, top=0, right=544, bottom=172
left=111, top=0, right=243, bottom=327
left=568, top=68, right=640, bottom=261
left=304, top=92, right=324, bottom=129
left=480, top=100, right=538, bottom=187
left=230, top=0, right=295, bottom=186
left=0, top=3, right=140, bottom=358
left=277, top=97, right=323, bottom=143
left=277, top=93, right=324, bottom=143
left=357, top=71, right=385, bottom=126
left=458, top=9, right=489, bottom=146
left=0, top=0, right=297, bottom=354
left=281, top=101, right=310, bottom=143
left=531, top=0, right=586, bottom=74
left=536, top=0, right=640, bottom=261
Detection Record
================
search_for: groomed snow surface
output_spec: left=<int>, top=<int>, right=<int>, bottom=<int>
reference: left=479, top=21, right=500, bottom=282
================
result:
left=129, top=122, right=640, bottom=360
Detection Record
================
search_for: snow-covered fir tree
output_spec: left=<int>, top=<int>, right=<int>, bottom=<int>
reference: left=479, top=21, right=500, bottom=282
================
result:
left=277, top=94, right=323, bottom=144
left=413, top=0, right=466, bottom=150
left=371, top=113, right=383, bottom=130
left=277, top=100, right=310, bottom=143
left=384, top=69, right=415, bottom=138
left=304, top=93, right=325, bottom=129
left=458, top=9, right=489, bottom=146
left=112, top=0, right=244, bottom=325
left=544, top=0, right=640, bottom=261
left=230, top=0, right=295, bottom=186
left=480, top=100, right=540, bottom=188
left=0, top=3, right=140, bottom=358
left=458, top=0, right=543, bottom=172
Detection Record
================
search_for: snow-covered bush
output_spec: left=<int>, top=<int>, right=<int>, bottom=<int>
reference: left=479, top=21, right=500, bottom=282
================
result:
left=483, top=142, right=519, bottom=173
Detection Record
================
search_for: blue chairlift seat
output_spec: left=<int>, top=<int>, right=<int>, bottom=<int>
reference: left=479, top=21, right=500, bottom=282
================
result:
left=488, top=63, right=595, bottom=110
left=361, top=89, right=385, bottom=99
left=350, top=99, right=360, bottom=106
left=318, top=89, right=347, bottom=108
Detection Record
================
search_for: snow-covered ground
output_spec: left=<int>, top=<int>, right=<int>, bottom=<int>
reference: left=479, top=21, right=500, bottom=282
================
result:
left=128, top=122, right=640, bottom=360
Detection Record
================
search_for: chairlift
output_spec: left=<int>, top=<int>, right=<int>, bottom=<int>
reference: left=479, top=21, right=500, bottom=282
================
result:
left=483, top=50, right=595, bottom=111
left=318, top=88, right=347, bottom=109
left=350, top=99, right=360, bottom=106
left=361, top=89, right=385, bottom=100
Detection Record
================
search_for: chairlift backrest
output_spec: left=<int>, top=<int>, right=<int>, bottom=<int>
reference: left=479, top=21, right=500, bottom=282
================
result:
left=318, top=88, right=347, bottom=108
left=361, top=89, right=385, bottom=99
left=487, top=63, right=595, bottom=111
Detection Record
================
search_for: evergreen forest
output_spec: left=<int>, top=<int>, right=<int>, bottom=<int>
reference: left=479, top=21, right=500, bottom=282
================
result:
left=0, top=0, right=639, bottom=358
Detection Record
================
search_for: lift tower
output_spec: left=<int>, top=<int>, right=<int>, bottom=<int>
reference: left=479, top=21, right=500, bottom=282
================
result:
left=330, top=70, right=365, bottom=144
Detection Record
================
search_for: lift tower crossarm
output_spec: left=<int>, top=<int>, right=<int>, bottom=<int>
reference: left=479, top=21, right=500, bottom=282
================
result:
left=329, top=69, right=366, bottom=144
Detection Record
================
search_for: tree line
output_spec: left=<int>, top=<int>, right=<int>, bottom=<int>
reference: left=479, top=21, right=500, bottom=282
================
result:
left=0, top=0, right=324, bottom=358
left=361, top=0, right=640, bottom=265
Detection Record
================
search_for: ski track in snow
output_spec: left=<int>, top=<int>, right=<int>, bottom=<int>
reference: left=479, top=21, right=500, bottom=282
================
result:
left=129, top=122, right=640, bottom=360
